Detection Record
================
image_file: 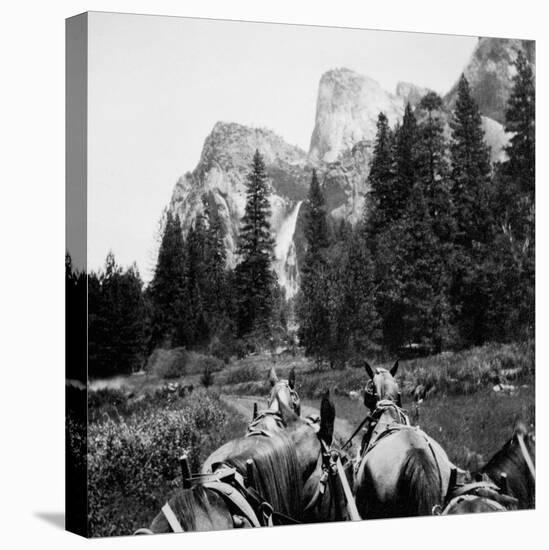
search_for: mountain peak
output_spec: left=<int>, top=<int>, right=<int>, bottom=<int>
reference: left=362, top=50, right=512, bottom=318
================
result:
left=444, top=37, right=535, bottom=124
left=309, top=68, right=403, bottom=162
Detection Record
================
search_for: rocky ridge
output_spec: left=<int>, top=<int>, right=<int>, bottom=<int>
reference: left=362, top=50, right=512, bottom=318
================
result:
left=169, top=38, right=534, bottom=297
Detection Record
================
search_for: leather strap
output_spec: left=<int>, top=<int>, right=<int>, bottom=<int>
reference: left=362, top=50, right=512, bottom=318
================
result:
left=203, top=480, right=261, bottom=527
left=442, top=494, right=507, bottom=515
left=517, top=433, right=536, bottom=481
left=161, top=502, right=184, bottom=533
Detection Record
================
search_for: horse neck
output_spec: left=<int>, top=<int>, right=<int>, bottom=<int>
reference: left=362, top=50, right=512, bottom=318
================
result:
left=482, top=438, right=534, bottom=506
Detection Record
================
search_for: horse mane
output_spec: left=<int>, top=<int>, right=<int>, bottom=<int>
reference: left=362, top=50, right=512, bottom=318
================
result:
left=152, top=485, right=231, bottom=532
left=224, top=430, right=304, bottom=521
left=480, top=432, right=535, bottom=508
left=396, top=447, right=442, bottom=517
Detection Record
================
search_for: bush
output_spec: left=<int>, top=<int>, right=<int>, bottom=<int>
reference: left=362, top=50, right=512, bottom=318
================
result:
left=87, top=390, right=246, bottom=537
left=147, top=348, right=225, bottom=379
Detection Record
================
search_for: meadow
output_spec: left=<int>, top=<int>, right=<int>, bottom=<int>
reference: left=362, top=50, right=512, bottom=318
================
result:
left=85, top=340, right=534, bottom=536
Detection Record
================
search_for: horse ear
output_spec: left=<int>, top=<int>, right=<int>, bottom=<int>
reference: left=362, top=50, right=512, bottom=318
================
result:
left=364, top=361, right=375, bottom=379
left=268, top=367, right=279, bottom=387
left=288, top=367, right=296, bottom=390
left=514, top=420, right=528, bottom=437
left=390, top=360, right=399, bottom=377
left=319, top=390, right=336, bottom=446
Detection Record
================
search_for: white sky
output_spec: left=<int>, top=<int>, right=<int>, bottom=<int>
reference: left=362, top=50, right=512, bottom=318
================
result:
left=87, top=12, right=478, bottom=281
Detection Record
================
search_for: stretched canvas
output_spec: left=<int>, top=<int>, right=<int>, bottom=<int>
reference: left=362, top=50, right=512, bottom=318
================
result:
left=66, top=11, right=535, bottom=538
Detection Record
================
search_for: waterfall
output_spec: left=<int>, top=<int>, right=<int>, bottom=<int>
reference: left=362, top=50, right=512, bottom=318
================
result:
left=274, top=200, right=303, bottom=299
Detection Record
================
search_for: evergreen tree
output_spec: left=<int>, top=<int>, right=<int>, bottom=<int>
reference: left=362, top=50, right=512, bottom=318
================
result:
left=332, top=227, right=380, bottom=361
left=182, top=218, right=210, bottom=346
left=88, top=253, right=147, bottom=377
left=450, top=74, right=493, bottom=247
left=504, top=51, right=535, bottom=198
left=149, top=211, right=187, bottom=348
left=488, top=51, right=535, bottom=341
left=202, top=198, right=231, bottom=335
left=366, top=112, right=394, bottom=234
left=449, top=75, right=494, bottom=345
left=392, top=103, right=418, bottom=219
left=234, top=150, right=277, bottom=337
left=416, top=92, right=453, bottom=241
left=297, top=169, right=331, bottom=364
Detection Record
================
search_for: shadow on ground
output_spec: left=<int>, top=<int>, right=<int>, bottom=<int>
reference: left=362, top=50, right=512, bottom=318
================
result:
left=34, top=512, right=65, bottom=530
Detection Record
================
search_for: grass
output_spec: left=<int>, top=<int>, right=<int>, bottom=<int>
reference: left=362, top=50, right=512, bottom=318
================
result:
left=219, top=340, right=534, bottom=400
left=85, top=340, right=535, bottom=535
left=221, top=340, right=535, bottom=471
left=304, top=384, right=534, bottom=469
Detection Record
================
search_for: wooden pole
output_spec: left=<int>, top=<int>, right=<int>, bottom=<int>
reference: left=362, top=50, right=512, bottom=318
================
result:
left=246, top=459, right=255, bottom=489
left=334, top=455, right=361, bottom=521
left=179, top=454, right=192, bottom=489
left=499, top=472, right=508, bottom=494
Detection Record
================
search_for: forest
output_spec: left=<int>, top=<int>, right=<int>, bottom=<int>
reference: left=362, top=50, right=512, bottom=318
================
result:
left=66, top=52, right=534, bottom=379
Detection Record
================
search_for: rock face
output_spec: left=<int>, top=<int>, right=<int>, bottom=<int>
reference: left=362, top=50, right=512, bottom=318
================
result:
left=170, top=122, right=311, bottom=298
left=168, top=39, right=533, bottom=297
left=309, top=68, right=403, bottom=163
left=445, top=37, right=535, bottom=125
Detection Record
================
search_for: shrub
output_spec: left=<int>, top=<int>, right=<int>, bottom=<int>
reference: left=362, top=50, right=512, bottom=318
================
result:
left=200, top=365, right=214, bottom=388
left=87, top=390, right=246, bottom=537
left=147, top=347, right=189, bottom=378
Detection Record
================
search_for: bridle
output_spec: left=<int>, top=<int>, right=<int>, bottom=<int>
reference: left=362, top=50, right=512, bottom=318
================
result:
left=267, top=380, right=301, bottom=416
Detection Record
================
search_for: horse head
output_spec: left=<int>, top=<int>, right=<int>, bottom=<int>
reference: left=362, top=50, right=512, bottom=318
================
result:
left=267, top=366, right=301, bottom=416
left=363, top=360, right=401, bottom=409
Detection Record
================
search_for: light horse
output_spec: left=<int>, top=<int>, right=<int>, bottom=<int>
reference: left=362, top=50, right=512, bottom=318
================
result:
left=438, top=422, right=535, bottom=515
left=354, top=360, right=454, bottom=518
left=139, top=368, right=348, bottom=534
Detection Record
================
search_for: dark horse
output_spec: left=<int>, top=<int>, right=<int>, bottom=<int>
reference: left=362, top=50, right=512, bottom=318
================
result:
left=437, top=422, right=535, bottom=514
left=140, top=369, right=347, bottom=533
left=354, top=361, right=454, bottom=519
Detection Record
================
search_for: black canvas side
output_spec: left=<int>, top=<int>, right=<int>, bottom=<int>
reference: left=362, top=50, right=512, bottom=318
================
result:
left=65, top=12, right=88, bottom=538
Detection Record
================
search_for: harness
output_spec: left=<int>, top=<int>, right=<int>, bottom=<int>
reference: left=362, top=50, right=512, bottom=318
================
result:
left=355, top=400, right=445, bottom=500
left=437, top=477, right=519, bottom=515
left=137, top=411, right=358, bottom=534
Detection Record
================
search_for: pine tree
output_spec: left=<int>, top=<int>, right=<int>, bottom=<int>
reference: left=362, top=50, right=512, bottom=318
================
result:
left=450, top=74, right=493, bottom=247
left=449, top=75, right=494, bottom=345
left=392, top=103, right=418, bottom=220
left=182, top=218, right=210, bottom=347
left=416, top=92, right=453, bottom=241
left=366, top=112, right=394, bottom=235
left=234, top=150, right=277, bottom=337
left=487, top=51, right=535, bottom=341
left=202, top=197, right=230, bottom=334
left=297, top=169, right=331, bottom=364
left=88, top=253, right=147, bottom=377
left=149, top=211, right=187, bottom=348
left=504, top=51, right=535, bottom=198
left=333, top=227, right=380, bottom=361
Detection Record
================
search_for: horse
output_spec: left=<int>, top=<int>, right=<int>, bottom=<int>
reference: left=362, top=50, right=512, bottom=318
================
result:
left=435, top=422, right=535, bottom=515
left=354, top=360, right=454, bottom=519
left=479, top=422, right=535, bottom=510
left=138, top=370, right=348, bottom=534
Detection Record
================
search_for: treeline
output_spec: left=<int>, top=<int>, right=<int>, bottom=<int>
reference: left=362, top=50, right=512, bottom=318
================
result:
left=77, top=151, right=287, bottom=378
left=297, top=53, right=535, bottom=366
left=68, top=53, right=534, bottom=377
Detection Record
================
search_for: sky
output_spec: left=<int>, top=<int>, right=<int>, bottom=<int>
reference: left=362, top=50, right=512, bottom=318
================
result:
left=87, top=12, right=478, bottom=281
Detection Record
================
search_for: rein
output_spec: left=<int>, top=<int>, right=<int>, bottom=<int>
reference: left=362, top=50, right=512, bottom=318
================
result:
left=516, top=432, right=536, bottom=482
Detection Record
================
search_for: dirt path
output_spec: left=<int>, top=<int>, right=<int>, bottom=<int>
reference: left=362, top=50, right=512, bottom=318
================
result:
left=222, top=394, right=358, bottom=454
